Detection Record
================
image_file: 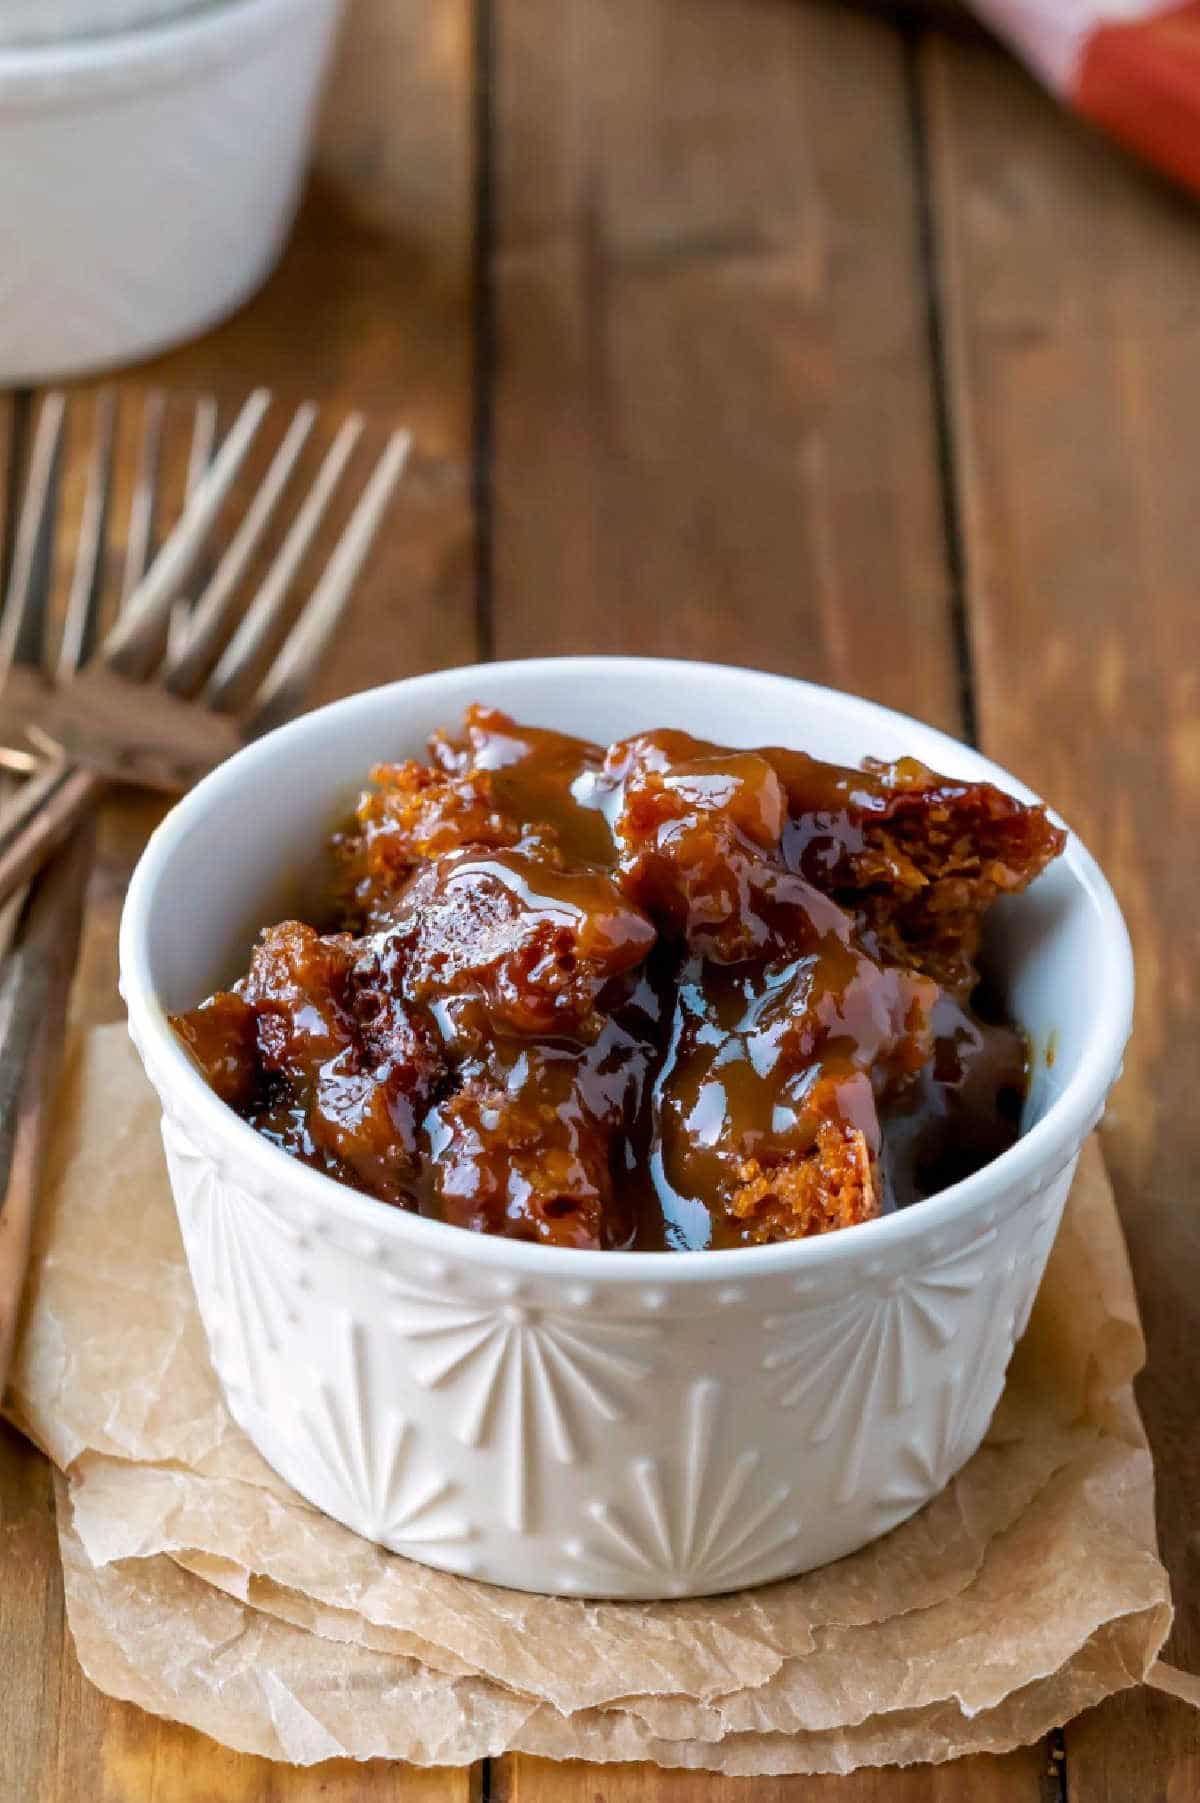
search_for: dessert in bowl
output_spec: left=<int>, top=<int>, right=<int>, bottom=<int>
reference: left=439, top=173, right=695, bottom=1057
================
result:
left=120, top=658, right=1133, bottom=1597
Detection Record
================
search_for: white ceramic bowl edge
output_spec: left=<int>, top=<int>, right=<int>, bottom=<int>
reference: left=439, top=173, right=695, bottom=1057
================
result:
left=0, top=1, right=213, bottom=49
left=0, top=0, right=342, bottom=382
left=120, top=659, right=1134, bottom=1597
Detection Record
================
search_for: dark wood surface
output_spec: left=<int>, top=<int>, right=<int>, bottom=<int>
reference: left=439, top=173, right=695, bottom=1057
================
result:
left=2, top=0, right=1196, bottom=1796
left=921, top=26, right=1200, bottom=1798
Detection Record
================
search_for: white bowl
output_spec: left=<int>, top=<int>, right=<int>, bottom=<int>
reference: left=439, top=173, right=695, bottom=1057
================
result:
left=0, top=0, right=341, bottom=382
left=0, top=1, right=210, bottom=49
left=120, top=659, right=1134, bottom=1598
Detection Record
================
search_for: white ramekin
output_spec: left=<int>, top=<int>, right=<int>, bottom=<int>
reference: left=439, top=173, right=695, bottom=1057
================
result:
left=0, top=0, right=342, bottom=382
left=120, top=660, right=1134, bottom=1599
left=0, top=2, right=210, bottom=49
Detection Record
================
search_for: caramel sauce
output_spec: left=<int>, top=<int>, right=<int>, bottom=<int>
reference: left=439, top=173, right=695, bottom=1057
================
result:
left=172, top=705, right=1065, bottom=1250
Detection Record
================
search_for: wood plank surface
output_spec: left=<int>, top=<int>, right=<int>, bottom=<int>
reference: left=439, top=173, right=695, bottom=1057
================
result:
left=493, top=1751, right=1062, bottom=1802
left=491, top=0, right=960, bottom=728
left=921, top=26, right=1200, bottom=1799
left=489, top=1, right=1048, bottom=1798
left=0, top=3, right=477, bottom=1800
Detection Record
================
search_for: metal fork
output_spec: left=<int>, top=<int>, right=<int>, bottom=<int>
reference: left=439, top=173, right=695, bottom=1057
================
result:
left=0, top=388, right=411, bottom=908
left=0, top=385, right=191, bottom=1388
left=0, top=386, right=409, bottom=1392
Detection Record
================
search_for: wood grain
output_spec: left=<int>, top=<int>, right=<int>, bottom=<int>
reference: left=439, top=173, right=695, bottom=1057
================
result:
left=0, top=392, right=18, bottom=600
left=493, top=1751, right=1061, bottom=1802
left=0, top=827, right=94, bottom=1391
left=0, top=1421, right=63, bottom=1802
left=491, top=0, right=960, bottom=731
left=921, top=26, right=1200, bottom=1797
left=490, top=1, right=1047, bottom=1798
left=0, top=3, right=477, bottom=1800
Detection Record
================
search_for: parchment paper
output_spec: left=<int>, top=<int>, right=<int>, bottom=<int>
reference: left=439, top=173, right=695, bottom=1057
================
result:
left=2, top=1026, right=1181, bottom=1772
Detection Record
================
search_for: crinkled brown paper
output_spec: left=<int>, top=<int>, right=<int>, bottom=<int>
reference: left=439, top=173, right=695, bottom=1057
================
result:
left=2, top=1025, right=1189, bottom=1773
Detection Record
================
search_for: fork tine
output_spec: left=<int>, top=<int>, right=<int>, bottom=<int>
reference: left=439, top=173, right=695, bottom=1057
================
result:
left=247, top=427, right=411, bottom=738
left=102, top=388, right=271, bottom=679
left=165, top=394, right=221, bottom=667
left=0, top=395, right=18, bottom=603
left=0, top=394, right=66, bottom=685
left=57, top=389, right=116, bottom=682
left=185, top=394, right=219, bottom=501
left=165, top=401, right=318, bottom=697
left=203, top=410, right=362, bottom=711
left=119, top=389, right=165, bottom=605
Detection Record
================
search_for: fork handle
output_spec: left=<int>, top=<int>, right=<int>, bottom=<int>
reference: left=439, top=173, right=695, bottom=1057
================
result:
left=0, top=763, right=102, bottom=912
left=0, top=826, right=93, bottom=1393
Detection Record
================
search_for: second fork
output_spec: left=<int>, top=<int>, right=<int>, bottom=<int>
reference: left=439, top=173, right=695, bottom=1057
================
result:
left=0, top=388, right=410, bottom=908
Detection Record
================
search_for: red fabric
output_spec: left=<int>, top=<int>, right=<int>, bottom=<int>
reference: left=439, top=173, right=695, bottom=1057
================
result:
left=1076, top=2, right=1200, bottom=194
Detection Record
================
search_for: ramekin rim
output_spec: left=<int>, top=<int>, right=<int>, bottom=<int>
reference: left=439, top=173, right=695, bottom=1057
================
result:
left=119, top=656, right=1135, bottom=1285
left=0, top=0, right=329, bottom=88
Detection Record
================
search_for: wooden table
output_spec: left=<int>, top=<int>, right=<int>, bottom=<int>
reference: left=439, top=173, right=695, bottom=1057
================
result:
left=2, top=0, right=1197, bottom=1796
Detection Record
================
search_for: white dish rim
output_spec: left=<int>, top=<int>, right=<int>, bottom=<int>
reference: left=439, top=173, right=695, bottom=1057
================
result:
left=0, top=0, right=326, bottom=95
left=120, top=654, right=1135, bottom=1286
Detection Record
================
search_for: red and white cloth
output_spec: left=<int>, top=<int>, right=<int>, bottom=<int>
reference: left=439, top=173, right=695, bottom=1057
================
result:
left=971, top=1, right=1200, bottom=194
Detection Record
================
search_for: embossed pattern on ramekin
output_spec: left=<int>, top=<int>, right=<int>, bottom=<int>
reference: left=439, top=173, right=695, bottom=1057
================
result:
left=157, top=1093, right=1077, bottom=1597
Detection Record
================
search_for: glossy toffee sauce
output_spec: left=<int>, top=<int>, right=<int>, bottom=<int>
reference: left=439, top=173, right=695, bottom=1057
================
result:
left=173, top=712, right=1054, bottom=1252
left=465, top=724, right=1027, bottom=1247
